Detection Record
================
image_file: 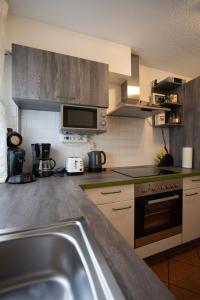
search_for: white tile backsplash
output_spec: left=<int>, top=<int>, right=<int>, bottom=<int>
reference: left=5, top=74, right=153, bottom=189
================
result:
left=17, top=109, right=169, bottom=171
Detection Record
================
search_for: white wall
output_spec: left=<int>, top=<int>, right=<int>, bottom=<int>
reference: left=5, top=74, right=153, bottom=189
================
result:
left=6, top=14, right=131, bottom=76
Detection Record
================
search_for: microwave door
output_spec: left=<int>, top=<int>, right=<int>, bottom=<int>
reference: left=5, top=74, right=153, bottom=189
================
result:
left=62, top=105, right=98, bottom=132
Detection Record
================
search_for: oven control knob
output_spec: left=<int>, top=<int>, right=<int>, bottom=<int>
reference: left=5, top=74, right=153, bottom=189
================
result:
left=161, top=185, right=166, bottom=190
left=101, top=120, right=106, bottom=126
left=101, top=111, right=107, bottom=117
left=141, top=188, right=147, bottom=194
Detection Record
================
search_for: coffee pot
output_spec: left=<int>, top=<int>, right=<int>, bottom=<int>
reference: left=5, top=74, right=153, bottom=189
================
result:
left=32, top=143, right=56, bottom=177
left=38, top=158, right=56, bottom=177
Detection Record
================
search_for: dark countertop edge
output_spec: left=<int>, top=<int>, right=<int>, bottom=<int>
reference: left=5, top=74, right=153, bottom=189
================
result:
left=80, top=171, right=200, bottom=190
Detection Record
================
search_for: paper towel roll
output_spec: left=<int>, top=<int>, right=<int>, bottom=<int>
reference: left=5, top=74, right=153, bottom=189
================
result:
left=182, top=147, right=193, bottom=168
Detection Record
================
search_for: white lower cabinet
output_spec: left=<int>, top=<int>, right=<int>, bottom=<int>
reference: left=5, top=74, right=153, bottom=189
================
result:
left=85, top=185, right=134, bottom=248
left=98, top=200, right=134, bottom=247
left=183, top=187, right=200, bottom=243
left=85, top=176, right=200, bottom=258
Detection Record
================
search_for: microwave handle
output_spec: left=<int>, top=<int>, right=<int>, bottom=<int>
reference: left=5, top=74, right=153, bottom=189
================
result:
left=145, top=195, right=179, bottom=205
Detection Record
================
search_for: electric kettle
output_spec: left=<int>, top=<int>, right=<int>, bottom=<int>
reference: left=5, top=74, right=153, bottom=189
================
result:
left=88, top=151, right=106, bottom=172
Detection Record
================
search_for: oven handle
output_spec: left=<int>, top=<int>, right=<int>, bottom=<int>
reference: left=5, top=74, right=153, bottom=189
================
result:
left=145, top=195, right=180, bottom=205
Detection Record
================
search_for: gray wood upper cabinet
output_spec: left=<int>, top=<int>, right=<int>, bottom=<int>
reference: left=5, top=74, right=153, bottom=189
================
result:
left=12, top=44, right=108, bottom=111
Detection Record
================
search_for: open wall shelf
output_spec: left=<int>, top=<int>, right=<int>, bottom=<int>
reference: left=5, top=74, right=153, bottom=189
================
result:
left=159, top=103, right=183, bottom=109
left=151, top=78, right=184, bottom=128
left=154, top=123, right=184, bottom=128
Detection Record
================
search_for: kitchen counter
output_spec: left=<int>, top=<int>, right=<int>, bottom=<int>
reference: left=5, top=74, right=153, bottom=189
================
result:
left=80, top=166, right=200, bottom=189
left=0, top=170, right=177, bottom=300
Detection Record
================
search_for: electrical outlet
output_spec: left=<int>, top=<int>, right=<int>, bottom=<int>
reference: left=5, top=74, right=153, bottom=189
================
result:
left=59, top=134, right=88, bottom=144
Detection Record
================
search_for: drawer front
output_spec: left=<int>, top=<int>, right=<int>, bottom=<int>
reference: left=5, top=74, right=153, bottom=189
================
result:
left=85, top=185, right=134, bottom=205
left=183, top=176, right=200, bottom=190
left=183, top=187, right=200, bottom=243
left=183, top=187, right=200, bottom=199
left=98, top=200, right=134, bottom=247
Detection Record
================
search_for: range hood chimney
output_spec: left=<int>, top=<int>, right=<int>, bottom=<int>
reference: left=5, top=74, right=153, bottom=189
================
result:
left=108, top=54, right=169, bottom=118
left=121, top=54, right=140, bottom=103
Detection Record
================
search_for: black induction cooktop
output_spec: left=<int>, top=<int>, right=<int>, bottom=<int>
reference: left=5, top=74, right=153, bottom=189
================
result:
left=112, top=166, right=177, bottom=178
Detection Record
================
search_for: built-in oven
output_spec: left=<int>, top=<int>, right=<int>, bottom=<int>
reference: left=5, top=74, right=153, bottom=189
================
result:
left=134, top=179, right=182, bottom=248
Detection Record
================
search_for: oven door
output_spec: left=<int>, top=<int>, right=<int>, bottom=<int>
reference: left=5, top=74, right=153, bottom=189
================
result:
left=135, top=190, right=182, bottom=248
left=61, top=105, right=98, bottom=133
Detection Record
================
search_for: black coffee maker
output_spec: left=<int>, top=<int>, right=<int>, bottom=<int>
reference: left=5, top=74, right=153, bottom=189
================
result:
left=32, top=143, right=56, bottom=177
left=7, top=148, right=25, bottom=178
left=7, top=129, right=36, bottom=184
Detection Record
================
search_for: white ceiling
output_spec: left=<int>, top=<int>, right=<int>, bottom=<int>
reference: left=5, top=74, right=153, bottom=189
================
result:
left=8, top=0, right=200, bottom=78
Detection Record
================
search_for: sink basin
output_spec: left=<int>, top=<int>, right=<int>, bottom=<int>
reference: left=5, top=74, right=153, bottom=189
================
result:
left=0, top=219, right=125, bottom=300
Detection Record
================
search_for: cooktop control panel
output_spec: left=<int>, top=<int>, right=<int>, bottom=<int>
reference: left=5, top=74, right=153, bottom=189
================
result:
left=135, top=178, right=183, bottom=197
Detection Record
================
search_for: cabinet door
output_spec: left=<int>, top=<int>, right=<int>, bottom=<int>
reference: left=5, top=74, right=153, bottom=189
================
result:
left=183, top=188, right=200, bottom=243
left=80, top=59, right=108, bottom=107
left=98, top=200, right=134, bottom=247
left=12, top=44, right=108, bottom=111
left=85, top=184, right=135, bottom=205
left=170, top=77, right=200, bottom=168
left=183, top=176, right=200, bottom=190
left=54, top=54, right=80, bottom=104
left=12, top=44, right=58, bottom=101
left=12, top=44, right=80, bottom=109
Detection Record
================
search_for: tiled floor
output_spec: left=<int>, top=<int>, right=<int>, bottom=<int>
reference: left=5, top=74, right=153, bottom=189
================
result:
left=148, top=246, right=200, bottom=299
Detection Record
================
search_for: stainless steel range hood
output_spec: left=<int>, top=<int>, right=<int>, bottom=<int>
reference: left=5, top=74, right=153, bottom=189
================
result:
left=108, top=55, right=168, bottom=118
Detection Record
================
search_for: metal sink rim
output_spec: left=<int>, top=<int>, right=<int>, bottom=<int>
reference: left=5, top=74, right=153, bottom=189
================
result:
left=0, top=218, right=126, bottom=300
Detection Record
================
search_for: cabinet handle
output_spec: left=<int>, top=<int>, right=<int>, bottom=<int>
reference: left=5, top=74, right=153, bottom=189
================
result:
left=56, top=95, right=76, bottom=101
left=185, top=192, right=198, bottom=197
left=101, top=190, right=122, bottom=195
left=112, top=205, right=131, bottom=211
left=191, top=179, right=200, bottom=182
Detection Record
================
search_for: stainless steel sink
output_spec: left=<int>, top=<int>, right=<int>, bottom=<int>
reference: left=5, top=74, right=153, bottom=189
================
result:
left=0, top=218, right=125, bottom=300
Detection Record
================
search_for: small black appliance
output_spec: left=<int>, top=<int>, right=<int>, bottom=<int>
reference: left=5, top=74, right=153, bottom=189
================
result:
left=7, top=148, right=25, bottom=178
left=7, top=172, right=36, bottom=184
left=88, top=151, right=106, bottom=172
left=31, top=143, right=56, bottom=177
left=7, top=129, right=36, bottom=184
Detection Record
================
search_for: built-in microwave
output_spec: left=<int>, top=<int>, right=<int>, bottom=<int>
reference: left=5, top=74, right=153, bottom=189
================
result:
left=61, top=104, right=107, bottom=134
